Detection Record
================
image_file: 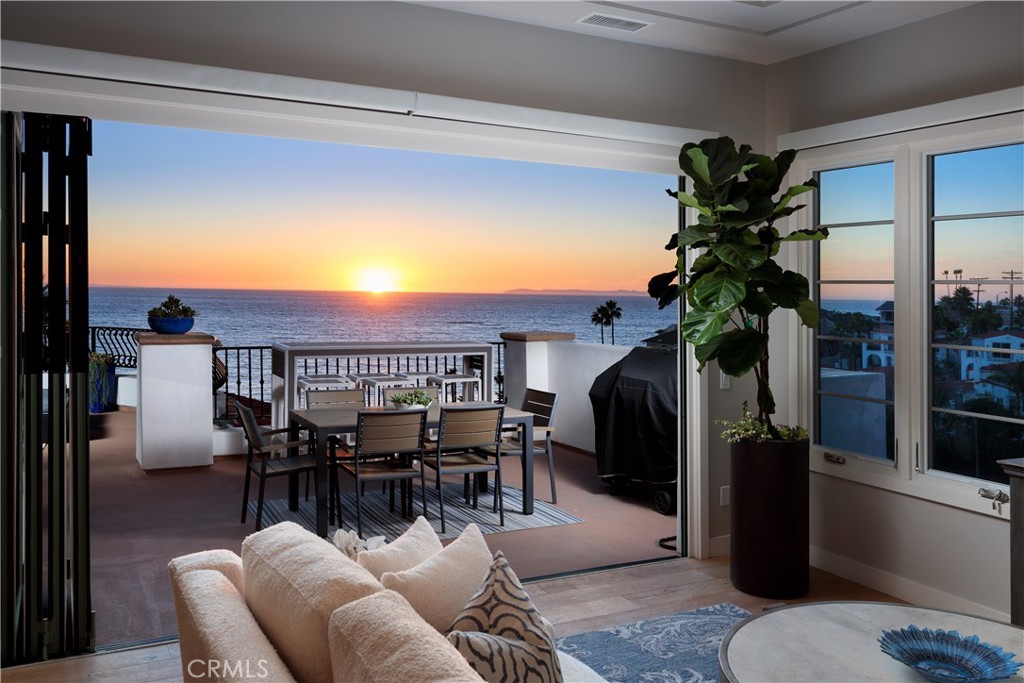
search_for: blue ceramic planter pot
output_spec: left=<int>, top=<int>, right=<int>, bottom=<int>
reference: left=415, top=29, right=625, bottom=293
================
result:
left=148, top=316, right=194, bottom=334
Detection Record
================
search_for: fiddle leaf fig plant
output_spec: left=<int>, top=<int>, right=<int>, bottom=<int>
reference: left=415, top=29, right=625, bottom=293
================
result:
left=648, top=137, right=826, bottom=438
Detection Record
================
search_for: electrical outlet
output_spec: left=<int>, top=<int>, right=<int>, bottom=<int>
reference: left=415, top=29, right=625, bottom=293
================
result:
left=720, top=485, right=730, bottom=506
left=719, top=371, right=730, bottom=390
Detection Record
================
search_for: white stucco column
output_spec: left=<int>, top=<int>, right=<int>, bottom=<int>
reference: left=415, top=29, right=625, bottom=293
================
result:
left=499, top=331, right=576, bottom=408
left=135, top=331, right=214, bottom=470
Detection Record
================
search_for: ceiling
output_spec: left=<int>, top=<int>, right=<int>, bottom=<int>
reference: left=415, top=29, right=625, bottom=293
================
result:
left=413, top=1, right=976, bottom=64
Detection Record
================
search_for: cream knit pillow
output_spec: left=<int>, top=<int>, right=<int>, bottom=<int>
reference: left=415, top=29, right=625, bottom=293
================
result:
left=380, top=523, right=491, bottom=631
left=356, top=515, right=442, bottom=579
left=328, top=590, right=483, bottom=683
left=446, top=551, right=563, bottom=683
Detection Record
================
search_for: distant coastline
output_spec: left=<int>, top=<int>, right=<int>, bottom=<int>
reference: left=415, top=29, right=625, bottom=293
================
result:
left=503, top=288, right=646, bottom=296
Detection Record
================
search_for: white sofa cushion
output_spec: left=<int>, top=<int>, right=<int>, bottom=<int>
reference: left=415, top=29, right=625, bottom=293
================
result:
left=356, top=515, right=442, bottom=579
left=446, top=551, right=563, bottom=683
left=380, top=523, right=491, bottom=631
left=173, top=569, right=296, bottom=683
left=241, top=521, right=382, bottom=683
left=557, top=651, right=607, bottom=683
left=328, top=590, right=484, bottom=683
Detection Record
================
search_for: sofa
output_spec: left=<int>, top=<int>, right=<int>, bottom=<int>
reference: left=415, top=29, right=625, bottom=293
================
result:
left=168, top=518, right=605, bottom=682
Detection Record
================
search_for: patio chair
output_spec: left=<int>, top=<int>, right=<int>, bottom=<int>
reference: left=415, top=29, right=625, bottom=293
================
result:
left=422, top=404, right=505, bottom=534
left=332, top=408, right=429, bottom=537
left=237, top=403, right=318, bottom=531
left=304, top=387, right=366, bottom=505
left=484, top=388, right=559, bottom=506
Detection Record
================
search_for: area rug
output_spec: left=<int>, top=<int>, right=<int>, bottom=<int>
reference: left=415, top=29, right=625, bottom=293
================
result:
left=556, top=603, right=751, bottom=683
left=250, top=483, right=582, bottom=541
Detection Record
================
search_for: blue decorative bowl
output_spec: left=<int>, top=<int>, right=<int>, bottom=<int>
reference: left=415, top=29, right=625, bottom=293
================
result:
left=879, top=625, right=1022, bottom=683
left=148, top=316, right=194, bottom=334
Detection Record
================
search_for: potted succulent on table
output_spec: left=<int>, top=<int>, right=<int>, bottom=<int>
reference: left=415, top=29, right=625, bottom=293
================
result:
left=390, top=389, right=433, bottom=410
left=648, top=136, right=826, bottom=598
left=147, top=294, right=199, bottom=334
left=88, top=352, right=117, bottom=413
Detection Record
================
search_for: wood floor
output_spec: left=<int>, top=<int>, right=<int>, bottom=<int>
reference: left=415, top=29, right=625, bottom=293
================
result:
left=1, top=555, right=901, bottom=683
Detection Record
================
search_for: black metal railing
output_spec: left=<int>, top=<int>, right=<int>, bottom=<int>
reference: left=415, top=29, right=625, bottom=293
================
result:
left=89, top=326, right=148, bottom=367
left=215, top=345, right=273, bottom=423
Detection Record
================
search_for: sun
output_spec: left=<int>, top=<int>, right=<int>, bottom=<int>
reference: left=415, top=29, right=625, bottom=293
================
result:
left=355, top=268, right=399, bottom=293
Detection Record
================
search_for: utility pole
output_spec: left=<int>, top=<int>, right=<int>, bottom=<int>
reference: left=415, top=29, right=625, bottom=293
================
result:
left=1003, top=270, right=1022, bottom=330
left=968, top=277, right=987, bottom=308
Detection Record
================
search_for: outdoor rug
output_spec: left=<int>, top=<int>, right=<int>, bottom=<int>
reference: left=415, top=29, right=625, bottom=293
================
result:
left=556, top=603, right=751, bottom=683
left=250, top=483, right=582, bottom=541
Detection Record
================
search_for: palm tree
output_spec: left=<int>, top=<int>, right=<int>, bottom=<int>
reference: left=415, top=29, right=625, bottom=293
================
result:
left=590, top=305, right=610, bottom=344
left=603, top=299, right=622, bottom=345
left=942, top=269, right=950, bottom=298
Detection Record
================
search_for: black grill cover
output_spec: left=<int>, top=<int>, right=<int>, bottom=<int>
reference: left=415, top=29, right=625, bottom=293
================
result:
left=589, top=346, right=678, bottom=484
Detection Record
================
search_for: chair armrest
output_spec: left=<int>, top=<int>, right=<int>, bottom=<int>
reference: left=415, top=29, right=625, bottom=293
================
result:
left=260, top=438, right=311, bottom=454
left=259, top=427, right=293, bottom=437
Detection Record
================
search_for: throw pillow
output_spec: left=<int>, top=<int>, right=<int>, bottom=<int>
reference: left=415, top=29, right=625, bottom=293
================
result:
left=356, top=515, right=442, bottom=579
left=380, top=522, right=491, bottom=631
left=446, top=551, right=563, bottom=683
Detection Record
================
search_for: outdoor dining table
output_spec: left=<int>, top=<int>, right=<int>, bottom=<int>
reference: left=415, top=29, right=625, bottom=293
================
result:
left=288, top=402, right=536, bottom=537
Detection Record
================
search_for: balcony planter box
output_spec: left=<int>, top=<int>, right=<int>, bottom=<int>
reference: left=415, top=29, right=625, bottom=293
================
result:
left=730, top=439, right=809, bottom=599
left=89, top=356, right=117, bottom=413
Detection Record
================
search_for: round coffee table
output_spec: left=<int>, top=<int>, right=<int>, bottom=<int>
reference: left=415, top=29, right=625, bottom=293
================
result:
left=719, top=601, right=1024, bottom=682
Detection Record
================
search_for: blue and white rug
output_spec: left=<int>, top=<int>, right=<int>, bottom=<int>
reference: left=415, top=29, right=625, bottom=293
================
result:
left=556, top=603, right=751, bottom=683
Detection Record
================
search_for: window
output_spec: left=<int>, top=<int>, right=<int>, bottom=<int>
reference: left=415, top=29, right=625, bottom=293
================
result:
left=929, top=143, right=1024, bottom=484
left=792, top=111, right=1023, bottom=505
left=815, top=162, right=895, bottom=462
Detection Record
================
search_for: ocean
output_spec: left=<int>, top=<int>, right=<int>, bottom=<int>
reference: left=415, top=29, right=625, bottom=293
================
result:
left=89, top=287, right=679, bottom=349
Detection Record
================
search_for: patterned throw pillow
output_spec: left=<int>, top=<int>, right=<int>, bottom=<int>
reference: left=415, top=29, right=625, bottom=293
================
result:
left=446, top=551, right=563, bottom=683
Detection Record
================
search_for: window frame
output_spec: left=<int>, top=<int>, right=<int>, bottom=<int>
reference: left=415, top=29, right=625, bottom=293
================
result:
left=788, top=111, right=1023, bottom=518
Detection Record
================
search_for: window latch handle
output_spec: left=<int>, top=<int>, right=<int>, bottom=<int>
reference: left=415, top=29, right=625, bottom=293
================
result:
left=979, top=487, right=1010, bottom=513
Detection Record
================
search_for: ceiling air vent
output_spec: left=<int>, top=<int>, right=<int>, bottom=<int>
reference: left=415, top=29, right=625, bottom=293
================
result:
left=576, top=12, right=653, bottom=33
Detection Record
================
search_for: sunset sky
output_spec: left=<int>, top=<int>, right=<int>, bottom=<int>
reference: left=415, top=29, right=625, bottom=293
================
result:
left=88, top=121, right=678, bottom=294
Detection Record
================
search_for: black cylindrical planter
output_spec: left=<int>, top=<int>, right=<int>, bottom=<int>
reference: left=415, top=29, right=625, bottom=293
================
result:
left=730, top=439, right=809, bottom=598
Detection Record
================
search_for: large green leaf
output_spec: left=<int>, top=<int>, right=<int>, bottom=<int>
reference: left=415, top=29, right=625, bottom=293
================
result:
left=772, top=181, right=818, bottom=216
left=693, top=270, right=746, bottom=313
left=781, top=227, right=830, bottom=242
left=715, top=328, right=769, bottom=377
left=683, top=146, right=712, bottom=188
left=693, top=333, right=727, bottom=371
left=675, top=191, right=713, bottom=217
left=748, top=260, right=784, bottom=283
left=689, top=251, right=720, bottom=276
left=710, top=242, right=767, bottom=270
left=681, top=309, right=731, bottom=345
left=763, top=270, right=810, bottom=309
left=740, top=289, right=774, bottom=317
left=647, top=271, right=677, bottom=298
left=795, top=299, right=820, bottom=327
left=677, top=225, right=715, bottom=247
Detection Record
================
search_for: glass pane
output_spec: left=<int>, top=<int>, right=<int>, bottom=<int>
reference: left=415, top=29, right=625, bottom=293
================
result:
left=933, top=143, right=1024, bottom=216
left=819, top=285, right=895, bottom=325
left=931, top=411, right=1022, bottom=484
left=933, top=347, right=1024, bottom=418
left=818, top=162, right=894, bottom=225
left=819, top=224, right=894, bottom=281
left=818, top=396, right=894, bottom=461
left=933, top=215, right=1024, bottom=281
left=932, top=285, right=1024, bottom=342
left=820, top=342, right=894, bottom=400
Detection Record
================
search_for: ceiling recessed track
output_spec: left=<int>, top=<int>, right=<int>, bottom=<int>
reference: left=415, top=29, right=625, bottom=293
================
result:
left=575, top=12, right=653, bottom=32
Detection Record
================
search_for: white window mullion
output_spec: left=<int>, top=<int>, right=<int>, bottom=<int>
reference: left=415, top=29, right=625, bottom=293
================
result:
left=902, top=143, right=928, bottom=481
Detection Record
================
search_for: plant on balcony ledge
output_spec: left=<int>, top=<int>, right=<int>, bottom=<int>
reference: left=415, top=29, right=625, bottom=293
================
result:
left=147, top=294, right=199, bottom=334
left=647, top=136, right=826, bottom=599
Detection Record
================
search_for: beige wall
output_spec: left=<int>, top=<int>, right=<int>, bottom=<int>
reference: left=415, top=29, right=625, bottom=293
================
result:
left=0, top=1, right=766, bottom=145
left=765, top=2, right=1024, bottom=150
left=758, top=1, right=1022, bottom=619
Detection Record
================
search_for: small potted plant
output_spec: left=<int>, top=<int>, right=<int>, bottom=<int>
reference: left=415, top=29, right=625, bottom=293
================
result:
left=147, top=294, right=199, bottom=334
left=88, top=352, right=117, bottom=413
left=390, top=389, right=433, bottom=410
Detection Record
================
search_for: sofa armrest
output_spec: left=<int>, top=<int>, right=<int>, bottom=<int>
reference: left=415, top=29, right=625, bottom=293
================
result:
left=168, top=548, right=244, bottom=594
left=171, top=569, right=296, bottom=683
